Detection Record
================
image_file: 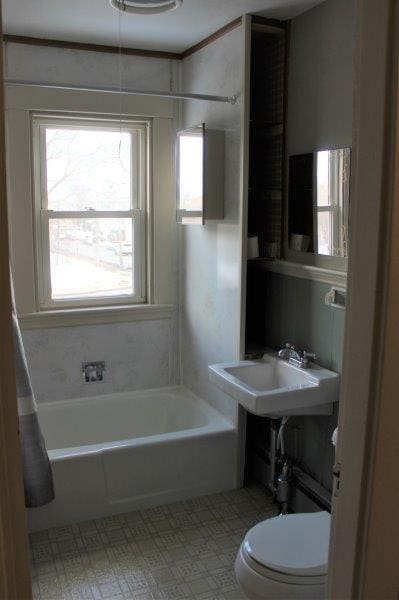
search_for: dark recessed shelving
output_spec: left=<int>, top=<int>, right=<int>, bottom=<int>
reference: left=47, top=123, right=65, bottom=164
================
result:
left=245, top=18, right=288, bottom=356
left=250, top=120, right=284, bottom=126
left=250, top=122, right=284, bottom=137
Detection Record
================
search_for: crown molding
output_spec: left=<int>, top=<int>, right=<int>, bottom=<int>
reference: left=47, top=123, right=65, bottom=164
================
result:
left=3, top=15, right=286, bottom=61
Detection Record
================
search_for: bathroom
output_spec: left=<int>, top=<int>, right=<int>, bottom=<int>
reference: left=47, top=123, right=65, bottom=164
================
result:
left=1, top=0, right=398, bottom=599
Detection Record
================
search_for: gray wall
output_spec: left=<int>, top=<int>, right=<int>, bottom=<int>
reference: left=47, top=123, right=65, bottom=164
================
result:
left=287, top=0, right=355, bottom=155
left=180, top=26, right=243, bottom=422
left=264, top=273, right=345, bottom=490
left=264, top=0, right=355, bottom=491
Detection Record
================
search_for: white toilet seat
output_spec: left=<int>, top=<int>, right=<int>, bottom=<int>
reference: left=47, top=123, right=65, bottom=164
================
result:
left=235, top=511, right=331, bottom=600
left=244, top=510, right=331, bottom=577
left=240, top=544, right=326, bottom=586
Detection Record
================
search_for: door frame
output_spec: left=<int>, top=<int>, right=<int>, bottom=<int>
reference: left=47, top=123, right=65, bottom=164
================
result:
left=327, top=0, right=399, bottom=597
left=1, top=1, right=399, bottom=598
left=0, top=12, right=32, bottom=600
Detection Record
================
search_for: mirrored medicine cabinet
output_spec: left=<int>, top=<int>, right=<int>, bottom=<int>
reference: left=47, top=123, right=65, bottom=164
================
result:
left=287, top=148, right=351, bottom=267
left=176, top=123, right=224, bottom=225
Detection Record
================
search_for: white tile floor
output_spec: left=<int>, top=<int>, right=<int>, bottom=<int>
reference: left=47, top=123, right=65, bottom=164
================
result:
left=30, top=485, right=277, bottom=600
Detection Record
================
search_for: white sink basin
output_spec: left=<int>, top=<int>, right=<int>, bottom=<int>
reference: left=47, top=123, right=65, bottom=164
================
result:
left=209, top=352, right=339, bottom=417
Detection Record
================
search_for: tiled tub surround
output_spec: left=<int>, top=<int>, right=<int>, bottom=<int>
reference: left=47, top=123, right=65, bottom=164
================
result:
left=29, top=387, right=237, bottom=531
left=7, top=40, right=182, bottom=403
left=30, top=485, right=277, bottom=600
left=22, top=318, right=179, bottom=404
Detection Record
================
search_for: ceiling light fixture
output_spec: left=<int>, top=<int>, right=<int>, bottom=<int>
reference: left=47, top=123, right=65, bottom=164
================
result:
left=109, top=0, right=183, bottom=15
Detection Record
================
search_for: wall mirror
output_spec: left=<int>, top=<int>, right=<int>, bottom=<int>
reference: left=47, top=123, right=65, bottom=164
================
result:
left=287, top=148, right=351, bottom=265
left=176, top=123, right=224, bottom=225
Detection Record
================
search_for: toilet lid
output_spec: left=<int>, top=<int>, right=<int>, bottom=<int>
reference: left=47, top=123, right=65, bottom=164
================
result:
left=243, top=511, right=331, bottom=577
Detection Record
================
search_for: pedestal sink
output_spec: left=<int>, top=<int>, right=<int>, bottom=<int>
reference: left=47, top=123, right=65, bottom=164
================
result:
left=208, top=352, right=339, bottom=417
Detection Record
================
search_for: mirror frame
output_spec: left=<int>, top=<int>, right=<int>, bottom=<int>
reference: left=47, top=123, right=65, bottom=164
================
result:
left=284, top=146, right=351, bottom=272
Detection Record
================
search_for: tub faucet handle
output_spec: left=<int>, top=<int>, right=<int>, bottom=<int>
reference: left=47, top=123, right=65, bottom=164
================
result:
left=82, top=361, right=106, bottom=383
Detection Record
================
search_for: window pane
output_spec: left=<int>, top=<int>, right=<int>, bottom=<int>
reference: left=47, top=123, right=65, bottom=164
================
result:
left=49, top=218, right=133, bottom=300
left=317, top=211, right=332, bottom=256
left=317, top=150, right=330, bottom=206
left=45, top=126, right=136, bottom=211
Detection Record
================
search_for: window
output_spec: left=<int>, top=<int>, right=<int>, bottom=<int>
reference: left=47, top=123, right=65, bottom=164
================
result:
left=32, top=115, right=148, bottom=309
left=316, top=149, right=350, bottom=258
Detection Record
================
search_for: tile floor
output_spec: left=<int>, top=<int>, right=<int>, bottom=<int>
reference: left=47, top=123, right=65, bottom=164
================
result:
left=30, top=485, right=278, bottom=600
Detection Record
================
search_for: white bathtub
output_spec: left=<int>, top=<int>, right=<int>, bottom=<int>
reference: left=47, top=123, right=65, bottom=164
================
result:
left=28, top=386, right=237, bottom=531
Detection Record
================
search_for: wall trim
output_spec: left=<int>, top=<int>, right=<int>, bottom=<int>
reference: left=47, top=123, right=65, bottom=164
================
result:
left=3, top=16, right=288, bottom=63
left=251, top=258, right=348, bottom=287
left=4, top=17, right=247, bottom=62
left=18, top=304, right=174, bottom=330
left=3, top=34, right=181, bottom=60
left=181, top=17, right=243, bottom=59
left=251, top=15, right=289, bottom=31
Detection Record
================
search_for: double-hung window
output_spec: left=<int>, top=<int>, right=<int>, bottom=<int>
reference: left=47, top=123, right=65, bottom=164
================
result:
left=32, top=115, right=148, bottom=309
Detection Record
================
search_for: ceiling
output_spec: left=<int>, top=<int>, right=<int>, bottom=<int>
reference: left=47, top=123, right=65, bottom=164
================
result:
left=2, top=0, right=325, bottom=53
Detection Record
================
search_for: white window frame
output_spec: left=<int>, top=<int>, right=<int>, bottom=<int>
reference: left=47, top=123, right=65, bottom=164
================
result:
left=314, top=149, right=350, bottom=258
left=32, top=114, right=149, bottom=310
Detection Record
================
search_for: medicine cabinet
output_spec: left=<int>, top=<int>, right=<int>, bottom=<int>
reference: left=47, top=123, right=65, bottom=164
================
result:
left=176, top=123, right=224, bottom=225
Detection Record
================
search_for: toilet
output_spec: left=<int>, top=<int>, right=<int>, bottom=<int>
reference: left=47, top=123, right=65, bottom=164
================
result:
left=235, top=510, right=331, bottom=599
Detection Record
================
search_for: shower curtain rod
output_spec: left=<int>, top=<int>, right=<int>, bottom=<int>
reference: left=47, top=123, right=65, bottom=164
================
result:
left=5, top=80, right=238, bottom=105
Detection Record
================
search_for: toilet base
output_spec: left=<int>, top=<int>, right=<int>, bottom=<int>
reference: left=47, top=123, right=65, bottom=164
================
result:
left=235, top=545, right=326, bottom=600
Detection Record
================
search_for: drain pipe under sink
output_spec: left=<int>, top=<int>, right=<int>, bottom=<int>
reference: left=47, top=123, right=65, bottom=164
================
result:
left=267, top=417, right=291, bottom=508
left=276, top=417, right=291, bottom=514
left=268, top=419, right=279, bottom=494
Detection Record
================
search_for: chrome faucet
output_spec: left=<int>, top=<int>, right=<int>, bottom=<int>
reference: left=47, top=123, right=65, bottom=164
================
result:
left=278, top=343, right=316, bottom=369
left=278, top=343, right=300, bottom=361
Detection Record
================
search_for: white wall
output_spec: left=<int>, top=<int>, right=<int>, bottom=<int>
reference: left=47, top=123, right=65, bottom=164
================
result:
left=180, top=26, right=243, bottom=422
left=287, top=0, right=355, bottom=155
left=5, top=42, right=181, bottom=402
left=4, top=42, right=177, bottom=91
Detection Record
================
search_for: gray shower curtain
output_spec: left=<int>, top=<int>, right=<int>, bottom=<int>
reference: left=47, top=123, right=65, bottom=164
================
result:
left=11, top=284, right=54, bottom=507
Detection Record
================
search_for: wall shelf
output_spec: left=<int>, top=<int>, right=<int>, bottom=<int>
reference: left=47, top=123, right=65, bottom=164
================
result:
left=249, top=258, right=348, bottom=288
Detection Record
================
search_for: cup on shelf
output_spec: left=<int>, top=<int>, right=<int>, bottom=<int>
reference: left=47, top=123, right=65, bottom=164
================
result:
left=290, top=233, right=310, bottom=252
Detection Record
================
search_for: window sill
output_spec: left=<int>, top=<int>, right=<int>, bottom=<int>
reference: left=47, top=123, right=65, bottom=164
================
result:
left=18, top=304, right=174, bottom=330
